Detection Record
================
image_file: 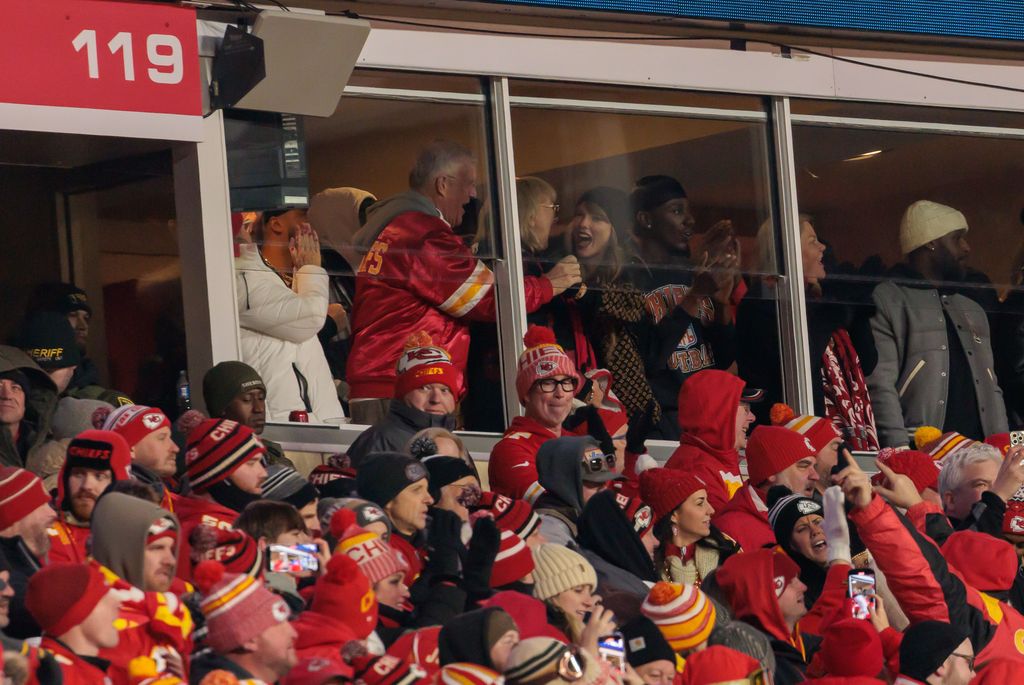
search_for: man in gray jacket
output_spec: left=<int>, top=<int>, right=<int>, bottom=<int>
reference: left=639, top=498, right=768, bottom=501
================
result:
left=868, top=200, right=1007, bottom=447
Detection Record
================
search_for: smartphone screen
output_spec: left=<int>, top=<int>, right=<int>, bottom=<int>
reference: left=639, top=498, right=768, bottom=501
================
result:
left=598, top=633, right=625, bottom=671
left=267, top=544, right=319, bottom=574
left=848, top=569, right=876, bottom=620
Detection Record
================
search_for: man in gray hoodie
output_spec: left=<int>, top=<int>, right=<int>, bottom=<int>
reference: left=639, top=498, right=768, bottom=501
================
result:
left=91, top=492, right=180, bottom=594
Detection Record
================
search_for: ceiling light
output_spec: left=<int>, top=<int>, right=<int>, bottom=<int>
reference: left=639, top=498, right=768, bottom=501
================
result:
left=842, top=149, right=884, bottom=162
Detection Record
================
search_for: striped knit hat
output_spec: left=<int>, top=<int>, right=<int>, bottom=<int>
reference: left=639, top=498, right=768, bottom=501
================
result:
left=641, top=582, right=716, bottom=653
left=101, top=404, right=171, bottom=448
left=0, top=467, right=51, bottom=531
left=438, top=663, right=503, bottom=685
left=532, top=544, right=597, bottom=601
left=194, top=560, right=290, bottom=653
left=515, top=326, right=581, bottom=403
left=506, top=638, right=602, bottom=685
left=189, top=525, right=264, bottom=578
left=356, top=655, right=428, bottom=685
left=331, top=508, right=408, bottom=585
left=491, top=529, right=535, bottom=588
left=185, top=419, right=265, bottom=493
left=472, top=491, right=541, bottom=541
left=262, top=464, right=319, bottom=510
left=915, top=426, right=977, bottom=465
left=769, top=403, right=840, bottom=453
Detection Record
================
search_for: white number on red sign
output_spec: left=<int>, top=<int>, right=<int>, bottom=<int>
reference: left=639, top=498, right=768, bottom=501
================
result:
left=72, top=29, right=184, bottom=85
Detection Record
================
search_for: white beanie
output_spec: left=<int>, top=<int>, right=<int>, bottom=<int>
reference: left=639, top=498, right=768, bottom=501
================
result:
left=531, top=544, right=598, bottom=601
left=899, top=200, right=968, bottom=255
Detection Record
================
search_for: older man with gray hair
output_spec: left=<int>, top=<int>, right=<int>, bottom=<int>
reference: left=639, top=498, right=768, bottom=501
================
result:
left=345, top=140, right=582, bottom=424
left=938, top=441, right=1024, bottom=528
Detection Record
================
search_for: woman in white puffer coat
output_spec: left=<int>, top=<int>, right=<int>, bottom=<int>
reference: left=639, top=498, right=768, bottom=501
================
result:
left=236, top=218, right=344, bottom=423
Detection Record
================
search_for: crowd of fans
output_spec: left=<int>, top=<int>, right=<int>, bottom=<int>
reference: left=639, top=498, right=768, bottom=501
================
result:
left=3, top=139, right=1024, bottom=684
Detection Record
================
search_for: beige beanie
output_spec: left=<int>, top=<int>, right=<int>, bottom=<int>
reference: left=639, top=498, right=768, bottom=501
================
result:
left=899, top=200, right=968, bottom=255
left=531, top=544, right=598, bottom=601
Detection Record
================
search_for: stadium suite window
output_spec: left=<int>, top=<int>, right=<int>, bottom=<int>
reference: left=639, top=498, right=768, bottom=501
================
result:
left=508, top=79, right=782, bottom=441
left=790, top=119, right=1024, bottom=439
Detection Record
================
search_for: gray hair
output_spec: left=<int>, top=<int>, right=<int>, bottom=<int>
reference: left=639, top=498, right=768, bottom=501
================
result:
left=937, top=443, right=1002, bottom=497
left=408, top=140, right=474, bottom=192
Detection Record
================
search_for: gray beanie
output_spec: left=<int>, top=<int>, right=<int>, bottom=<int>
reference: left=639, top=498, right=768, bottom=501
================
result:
left=51, top=397, right=111, bottom=440
left=532, top=544, right=598, bottom=601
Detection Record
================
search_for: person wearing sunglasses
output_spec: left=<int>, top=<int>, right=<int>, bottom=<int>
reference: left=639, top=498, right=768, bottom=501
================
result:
left=533, top=436, right=622, bottom=547
left=490, top=326, right=582, bottom=503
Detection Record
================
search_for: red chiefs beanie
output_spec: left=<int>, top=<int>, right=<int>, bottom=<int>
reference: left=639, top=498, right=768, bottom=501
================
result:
left=189, top=524, right=263, bottom=578
left=58, top=429, right=133, bottom=511
left=311, top=555, right=379, bottom=639
left=331, top=509, right=409, bottom=585
left=870, top=448, right=939, bottom=494
left=745, top=426, right=817, bottom=487
left=194, top=561, right=290, bottom=653
left=515, top=326, right=580, bottom=403
left=820, top=617, right=884, bottom=677
left=471, top=492, right=541, bottom=541
left=942, top=530, right=1018, bottom=593
left=0, top=467, right=51, bottom=531
left=393, top=331, right=463, bottom=400
left=26, top=563, right=110, bottom=637
left=491, top=529, right=535, bottom=588
left=101, top=404, right=171, bottom=448
left=185, top=418, right=265, bottom=493
left=639, top=468, right=707, bottom=526
left=769, top=403, right=840, bottom=453
left=678, top=645, right=760, bottom=683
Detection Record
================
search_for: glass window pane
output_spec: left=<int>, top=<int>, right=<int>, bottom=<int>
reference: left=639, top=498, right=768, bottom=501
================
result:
left=510, top=79, right=764, bottom=111
left=793, top=123, right=1024, bottom=445
left=791, top=98, right=1024, bottom=129
left=509, top=80, right=779, bottom=443
left=231, top=70, right=507, bottom=430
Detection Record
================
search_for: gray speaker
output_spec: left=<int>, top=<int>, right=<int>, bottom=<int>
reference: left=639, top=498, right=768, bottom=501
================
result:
left=232, top=11, right=370, bottom=118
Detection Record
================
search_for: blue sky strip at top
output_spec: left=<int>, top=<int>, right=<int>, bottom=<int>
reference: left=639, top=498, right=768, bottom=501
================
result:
left=477, top=0, right=1024, bottom=41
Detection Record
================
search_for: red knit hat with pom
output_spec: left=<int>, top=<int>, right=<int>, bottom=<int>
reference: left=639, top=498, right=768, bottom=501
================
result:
left=189, top=525, right=263, bottom=578
left=471, top=491, right=541, bottom=541
left=515, top=325, right=580, bottom=403
left=769, top=403, right=840, bottom=453
left=914, top=426, right=976, bottom=465
left=870, top=448, right=939, bottom=494
left=819, top=617, right=884, bottom=677
left=490, top=529, right=535, bottom=588
left=639, top=468, right=707, bottom=526
left=194, top=560, right=290, bottom=653
left=310, top=555, right=378, bottom=639
left=331, top=509, right=409, bottom=585
left=393, top=331, right=464, bottom=400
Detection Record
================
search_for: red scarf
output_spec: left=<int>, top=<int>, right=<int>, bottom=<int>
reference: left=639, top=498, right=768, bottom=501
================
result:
left=821, top=329, right=879, bottom=451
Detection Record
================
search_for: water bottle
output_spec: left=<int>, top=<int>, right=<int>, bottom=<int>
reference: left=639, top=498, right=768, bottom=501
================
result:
left=176, top=370, right=192, bottom=414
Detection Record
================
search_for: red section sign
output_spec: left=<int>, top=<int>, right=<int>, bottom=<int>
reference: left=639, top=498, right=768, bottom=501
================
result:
left=0, top=0, right=201, bottom=116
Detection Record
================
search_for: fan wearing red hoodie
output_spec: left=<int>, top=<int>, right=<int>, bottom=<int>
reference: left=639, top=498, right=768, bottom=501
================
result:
left=176, top=418, right=268, bottom=580
left=292, top=555, right=379, bottom=676
left=837, top=455, right=1024, bottom=669
left=48, top=430, right=132, bottom=565
left=489, top=326, right=581, bottom=502
left=716, top=547, right=821, bottom=685
left=713, top=425, right=820, bottom=552
left=664, top=370, right=760, bottom=513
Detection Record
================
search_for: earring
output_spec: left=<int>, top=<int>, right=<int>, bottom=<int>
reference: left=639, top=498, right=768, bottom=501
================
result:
left=646, top=223, right=653, bottom=229
left=928, top=245, right=936, bottom=251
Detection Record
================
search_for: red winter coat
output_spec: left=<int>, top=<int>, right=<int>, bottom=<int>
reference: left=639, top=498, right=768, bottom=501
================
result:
left=346, top=207, right=553, bottom=399
left=664, top=370, right=747, bottom=513
left=292, top=612, right=359, bottom=678
left=29, top=637, right=111, bottom=685
left=47, top=516, right=90, bottom=565
left=488, top=416, right=559, bottom=502
left=386, top=626, right=441, bottom=681
left=849, top=494, right=1024, bottom=666
left=712, top=483, right=776, bottom=552
left=173, top=495, right=238, bottom=581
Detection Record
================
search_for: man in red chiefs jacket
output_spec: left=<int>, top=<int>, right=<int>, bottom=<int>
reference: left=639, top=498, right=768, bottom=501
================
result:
left=489, top=326, right=581, bottom=503
left=48, top=430, right=132, bottom=564
left=346, top=140, right=582, bottom=424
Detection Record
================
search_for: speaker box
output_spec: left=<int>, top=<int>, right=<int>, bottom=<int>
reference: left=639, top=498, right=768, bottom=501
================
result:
left=231, top=11, right=370, bottom=118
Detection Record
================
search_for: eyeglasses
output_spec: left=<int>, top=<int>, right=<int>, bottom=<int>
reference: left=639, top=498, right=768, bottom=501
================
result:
left=541, top=203, right=560, bottom=216
left=534, top=377, right=579, bottom=393
left=557, top=646, right=585, bottom=682
left=951, top=653, right=976, bottom=671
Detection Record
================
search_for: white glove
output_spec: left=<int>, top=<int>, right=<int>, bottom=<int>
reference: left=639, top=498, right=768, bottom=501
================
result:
left=823, top=485, right=852, bottom=565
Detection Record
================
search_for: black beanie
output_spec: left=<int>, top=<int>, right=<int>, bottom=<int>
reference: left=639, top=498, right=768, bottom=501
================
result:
left=577, top=186, right=633, bottom=241
left=622, top=616, right=676, bottom=668
left=438, top=607, right=517, bottom=669
left=0, top=369, right=30, bottom=397
left=356, top=452, right=428, bottom=508
left=422, top=455, right=475, bottom=502
left=899, top=620, right=969, bottom=680
left=631, top=175, right=687, bottom=214
left=766, top=485, right=823, bottom=552
left=19, top=312, right=81, bottom=370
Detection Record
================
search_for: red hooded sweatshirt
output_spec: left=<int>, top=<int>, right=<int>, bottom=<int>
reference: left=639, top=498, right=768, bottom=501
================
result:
left=712, top=483, right=775, bottom=552
left=665, top=370, right=746, bottom=513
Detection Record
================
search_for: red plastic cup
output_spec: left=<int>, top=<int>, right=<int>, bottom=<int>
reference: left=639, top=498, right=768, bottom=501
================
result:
left=289, top=410, right=309, bottom=423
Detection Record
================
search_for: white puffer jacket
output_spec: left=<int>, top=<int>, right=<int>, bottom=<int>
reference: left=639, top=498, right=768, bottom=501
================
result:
left=236, top=243, right=344, bottom=423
